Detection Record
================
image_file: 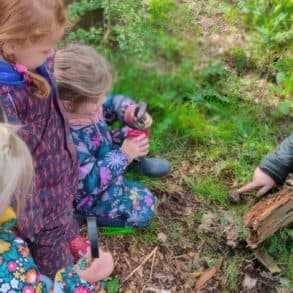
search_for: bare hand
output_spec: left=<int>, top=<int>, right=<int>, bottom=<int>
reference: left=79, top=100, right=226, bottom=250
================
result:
left=236, top=167, right=276, bottom=197
left=121, top=135, right=150, bottom=161
left=126, top=102, right=153, bottom=130
left=76, top=249, right=114, bottom=283
left=136, top=112, right=152, bottom=129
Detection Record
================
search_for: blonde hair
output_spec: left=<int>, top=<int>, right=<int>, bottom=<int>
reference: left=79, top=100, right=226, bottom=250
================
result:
left=55, top=43, right=113, bottom=108
left=0, top=124, right=34, bottom=216
left=0, top=0, right=66, bottom=99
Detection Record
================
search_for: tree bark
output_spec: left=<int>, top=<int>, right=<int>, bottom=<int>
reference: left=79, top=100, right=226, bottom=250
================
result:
left=243, top=188, right=293, bottom=248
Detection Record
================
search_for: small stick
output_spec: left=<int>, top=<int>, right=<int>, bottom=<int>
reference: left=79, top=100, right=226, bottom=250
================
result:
left=148, top=247, right=157, bottom=281
left=124, top=257, right=131, bottom=269
left=123, top=247, right=158, bottom=282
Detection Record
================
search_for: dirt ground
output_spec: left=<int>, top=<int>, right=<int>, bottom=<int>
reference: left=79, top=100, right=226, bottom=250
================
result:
left=94, top=165, right=292, bottom=292
left=82, top=2, right=291, bottom=292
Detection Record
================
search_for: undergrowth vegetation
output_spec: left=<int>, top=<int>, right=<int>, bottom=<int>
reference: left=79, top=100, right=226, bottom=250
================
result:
left=65, top=0, right=293, bottom=290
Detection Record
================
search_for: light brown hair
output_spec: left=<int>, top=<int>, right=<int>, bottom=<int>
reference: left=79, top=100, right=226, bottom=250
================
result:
left=0, top=124, right=34, bottom=217
left=0, top=0, right=66, bottom=99
left=55, top=43, right=113, bottom=108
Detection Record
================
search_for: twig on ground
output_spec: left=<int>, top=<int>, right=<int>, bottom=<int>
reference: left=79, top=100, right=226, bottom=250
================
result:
left=123, top=256, right=131, bottom=269
left=123, top=247, right=158, bottom=282
left=148, top=247, right=157, bottom=281
left=143, top=288, right=171, bottom=293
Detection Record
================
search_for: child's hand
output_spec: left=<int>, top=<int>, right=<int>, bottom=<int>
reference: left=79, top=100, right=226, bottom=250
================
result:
left=121, top=135, right=149, bottom=161
left=236, top=167, right=276, bottom=197
left=75, top=249, right=114, bottom=283
left=124, top=102, right=153, bottom=130
left=135, top=112, right=152, bottom=129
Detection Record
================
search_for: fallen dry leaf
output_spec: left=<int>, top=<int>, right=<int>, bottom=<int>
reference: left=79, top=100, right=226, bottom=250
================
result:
left=241, top=262, right=280, bottom=292
left=224, top=225, right=240, bottom=248
left=157, top=232, right=168, bottom=243
left=195, top=259, right=223, bottom=290
left=198, top=212, right=217, bottom=232
left=154, top=273, right=175, bottom=282
left=143, top=288, right=171, bottom=293
left=242, top=274, right=258, bottom=290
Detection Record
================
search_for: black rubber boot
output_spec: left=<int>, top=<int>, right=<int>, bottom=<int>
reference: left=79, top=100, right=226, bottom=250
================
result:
left=136, top=157, right=171, bottom=177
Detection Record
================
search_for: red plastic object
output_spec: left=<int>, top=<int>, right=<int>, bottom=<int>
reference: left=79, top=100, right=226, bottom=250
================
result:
left=70, top=236, right=90, bottom=263
left=127, top=129, right=149, bottom=138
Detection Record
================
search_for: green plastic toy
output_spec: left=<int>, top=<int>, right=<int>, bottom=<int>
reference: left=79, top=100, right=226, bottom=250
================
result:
left=100, top=226, right=135, bottom=236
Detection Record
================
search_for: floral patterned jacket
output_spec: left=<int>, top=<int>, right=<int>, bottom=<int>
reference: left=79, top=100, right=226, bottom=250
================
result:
left=0, top=208, right=96, bottom=292
left=69, top=95, right=136, bottom=212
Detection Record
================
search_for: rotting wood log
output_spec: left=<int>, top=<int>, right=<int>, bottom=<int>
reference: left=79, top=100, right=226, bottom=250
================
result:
left=243, top=189, right=293, bottom=248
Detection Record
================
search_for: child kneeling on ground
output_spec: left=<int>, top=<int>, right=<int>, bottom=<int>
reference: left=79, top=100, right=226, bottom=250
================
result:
left=55, top=43, right=169, bottom=227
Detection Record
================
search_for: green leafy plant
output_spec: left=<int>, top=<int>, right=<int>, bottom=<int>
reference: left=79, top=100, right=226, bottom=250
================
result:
left=237, top=0, right=293, bottom=50
left=106, top=276, right=120, bottom=293
left=66, top=0, right=151, bottom=55
left=264, top=229, right=293, bottom=278
left=234, top=0, right=293, bottom=99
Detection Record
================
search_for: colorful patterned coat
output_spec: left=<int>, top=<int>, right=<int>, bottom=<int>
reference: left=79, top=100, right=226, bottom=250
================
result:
left=69, top=95, right=157, bottom=227
left=0, top=57, right=79, bottom=278
left=0, top=208, right=96, bottom=292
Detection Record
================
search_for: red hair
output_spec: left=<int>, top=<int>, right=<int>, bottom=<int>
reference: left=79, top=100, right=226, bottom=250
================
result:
left=0, top=0, right=66, bottom=98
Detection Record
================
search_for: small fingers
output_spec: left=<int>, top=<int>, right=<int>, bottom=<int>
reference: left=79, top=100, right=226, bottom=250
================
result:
left=139, top=142, right=149, bottom=151
left=256, top=184, right=273, bottom=197
left=144, top=114, right=153, bottom=128
left=133, top=135, right=148, bottom=143
left=236, top=181, right=261, bottom=194
left=139, top=149, right=149, bottom=156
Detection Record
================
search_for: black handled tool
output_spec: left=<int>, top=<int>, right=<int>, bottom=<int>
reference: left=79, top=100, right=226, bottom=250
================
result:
left=87, top=216, right=99, bottom=258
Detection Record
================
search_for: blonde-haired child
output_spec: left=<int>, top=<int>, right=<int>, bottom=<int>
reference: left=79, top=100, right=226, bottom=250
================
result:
left=0, top=123, right=113, bottom=292
left=55, top=43, right=158, bottom=227
left=0, top=0, right=101, bottom=278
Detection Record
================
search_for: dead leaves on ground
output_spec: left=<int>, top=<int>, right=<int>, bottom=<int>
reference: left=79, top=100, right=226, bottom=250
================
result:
left=241, top=262, right=280, bottom=292
left=101, top=174, right=291, bottom=291
left=195, top=258, right=223, bottom=290
left=103, top=188, right=221, bottom=292
left=198, top=210, right=242, bottom=249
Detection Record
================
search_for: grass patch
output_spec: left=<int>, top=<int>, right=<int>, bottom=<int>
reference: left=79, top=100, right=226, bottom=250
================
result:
left=185, top=175, right=229, bottom=206
left=264, top=228, right=293, bottom=282
left=222, top=256, right=245, bottom=291
left=66, top=0, right=292, bottom=290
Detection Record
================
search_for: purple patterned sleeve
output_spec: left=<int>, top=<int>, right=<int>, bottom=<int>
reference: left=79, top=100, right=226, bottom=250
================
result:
left=102, top=94, right=136, bottom=124
left=71, top=128, right=129, bottom=202
left=111, top=125, right=129, bottom=145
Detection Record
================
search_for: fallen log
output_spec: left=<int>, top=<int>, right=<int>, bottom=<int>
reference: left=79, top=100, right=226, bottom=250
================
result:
left=243, top=189, right=293, bottom=248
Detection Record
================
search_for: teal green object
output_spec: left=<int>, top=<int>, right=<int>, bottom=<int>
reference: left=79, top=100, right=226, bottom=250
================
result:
left=101, top=226, right=135, bottom=235
left=77, top=258, right=91, bottom=270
